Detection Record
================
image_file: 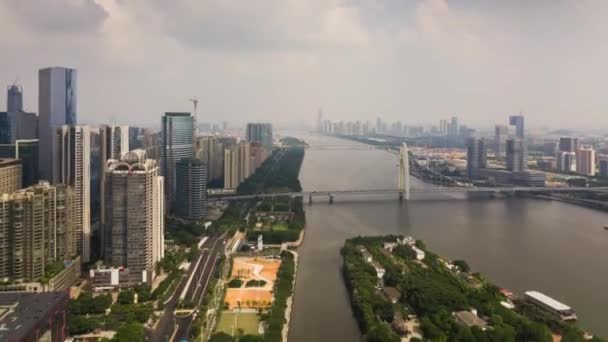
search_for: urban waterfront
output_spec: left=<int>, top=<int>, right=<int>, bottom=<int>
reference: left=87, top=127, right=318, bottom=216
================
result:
left=288, top=133, right=608, bottom=341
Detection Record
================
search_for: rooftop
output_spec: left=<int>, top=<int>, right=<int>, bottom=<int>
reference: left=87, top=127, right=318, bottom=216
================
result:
left=0, top=291, right=69, bottom=341
left=0, top=158, right=20, bottom=167
left=525, top=291, right=571, bottom=312
left=454, top=311, right=488, bottom=328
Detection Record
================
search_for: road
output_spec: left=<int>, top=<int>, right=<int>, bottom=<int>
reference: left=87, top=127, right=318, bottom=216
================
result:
left=174, top=235, right=227, bottom=341
left=148, top=235, right=224, bottom=342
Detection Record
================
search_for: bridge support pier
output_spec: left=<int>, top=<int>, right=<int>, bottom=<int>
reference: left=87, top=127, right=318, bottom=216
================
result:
left=308, top=194, right=313, bottom=205
left=329, top=194, right=334, bottom=204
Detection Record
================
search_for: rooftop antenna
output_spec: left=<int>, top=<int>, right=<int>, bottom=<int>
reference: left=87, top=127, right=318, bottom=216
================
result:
left=189, top=96, right=199, bottom=134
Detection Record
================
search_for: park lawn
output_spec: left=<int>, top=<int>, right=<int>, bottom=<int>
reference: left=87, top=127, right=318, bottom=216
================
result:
left=216, top=311, right=260, bottom=336
left=272, top=223, right=288, bottom=231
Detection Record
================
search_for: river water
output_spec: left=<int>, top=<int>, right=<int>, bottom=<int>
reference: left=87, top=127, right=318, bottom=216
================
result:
left=287, top=133, right=608, bottom=341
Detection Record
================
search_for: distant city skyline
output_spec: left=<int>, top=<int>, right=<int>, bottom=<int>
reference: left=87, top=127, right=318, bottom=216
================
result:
left=1, top=1, right=608, bottom=129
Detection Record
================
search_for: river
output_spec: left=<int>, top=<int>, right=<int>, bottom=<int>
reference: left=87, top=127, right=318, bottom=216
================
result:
left=287, top=133, right=608, bottom=341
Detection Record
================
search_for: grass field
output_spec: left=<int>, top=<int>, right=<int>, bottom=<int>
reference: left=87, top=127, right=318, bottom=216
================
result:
left=216, top=311, right=260, bottom=336
left=272, top=223, right=288, bottom=231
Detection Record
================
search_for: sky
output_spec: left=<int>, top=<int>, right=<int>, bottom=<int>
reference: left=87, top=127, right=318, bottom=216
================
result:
left=0, top=0, right=607, bottom=129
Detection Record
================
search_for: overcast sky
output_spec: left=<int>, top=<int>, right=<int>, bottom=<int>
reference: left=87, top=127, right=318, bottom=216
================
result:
left=1, top=0, right=607, bottom=129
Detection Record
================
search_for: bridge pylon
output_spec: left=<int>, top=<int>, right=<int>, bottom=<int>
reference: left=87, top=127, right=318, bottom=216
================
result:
left=398, top=143, right=410, bottom=201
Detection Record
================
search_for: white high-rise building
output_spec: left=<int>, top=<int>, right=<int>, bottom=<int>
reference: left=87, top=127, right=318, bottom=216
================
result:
left=56, top=125, right=90, bottom=262
left=105, top=150, right=164, bottom=284
left=577, top=146, right=596, bottom=176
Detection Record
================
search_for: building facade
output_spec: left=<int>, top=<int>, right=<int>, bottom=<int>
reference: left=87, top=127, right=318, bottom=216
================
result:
left=576, top=146, right=596, bottom=176
left=557, top=151, right=576, bottom=173
left=6, top=84, right=23, bottom=112
left=194, top=136, right=224, bottom=182
left=38, top=67, right=77, bottom=183
left=56, top=125, right=90, bottom=262
left=99, top=125, right=129, bottom=257
left=506, top=138, right=527, bottom=172
left=0, top=182, right=76, bottom=283
left=175, top=158, right=207, bottom=221
left=559, top=137, right=578, bottom=153
left=466, top=138, right=487, bottom=179
left=0, top=140, right=39, bottom=188
left=0, top=158, right=21, bottom=195
left=0, top=111, right=38, bottom=145
left=246, top=123, right=273, bottom=150
left=105, top=150, right=164, bottom=284
left=494, top=125, right=508, bottom=159
left=161, top=113, right=194, bottom=211
left=508, top=115, right=525, bottom=138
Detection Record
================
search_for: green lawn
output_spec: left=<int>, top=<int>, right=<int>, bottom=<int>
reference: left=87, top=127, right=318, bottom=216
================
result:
left=272, top=223, right=288, bottom=231
left=215, top=311, right=260, bottom=336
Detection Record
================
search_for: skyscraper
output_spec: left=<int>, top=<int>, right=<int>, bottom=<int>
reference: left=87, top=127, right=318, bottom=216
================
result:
left=99, top=125, right=129, bottom=257
left=509, top=115, right=525, bottom=138
left=439, top=120, right=448, bottom=136
left=0, top=182, right=75, bottom=283
left=557, top=151, right=576, bottom=173
left=543, top=141, right=558, bottom=157
left=246, top=123, right=273, bottom=151
left=56, top=125, right=90, bottom=262
left=559, top=137, right=578, bottom=153
left=38, top=67, right=77, bottom=183
left=576, top=146, right=596, bottom=176
left=506, top=138, right=527, bottom=172
left=466, top=138, right=487, bottom=179
left=175, top=158, right=207, bottom=221
left=224, top=147, right=239, bottom=190
left=448, top=116, right=458, bottom=137
left=494, top=125, right=508, bottom=158
left=7, top=84, right=23, bottom=112
left=105, top=150, right=164, bottom=284
left=161, top=113, right=194, bottom=210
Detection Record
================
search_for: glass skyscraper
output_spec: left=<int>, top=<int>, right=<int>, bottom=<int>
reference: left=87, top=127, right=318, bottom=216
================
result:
left=38, top=67, right=77, bottom=183
left=175, top=157, right=207, bottom=221
left=161, top=112, right=194, bottom=210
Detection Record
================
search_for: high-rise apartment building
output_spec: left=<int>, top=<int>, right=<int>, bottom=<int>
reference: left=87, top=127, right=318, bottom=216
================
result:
left=7, top=84, right=23, bottom=112
left=175, top=158, right=207, bottom=221
left=56, top=125, right=90, bottom=262
left=250, top=142, right=267, bottom=171
left=509, top=115, right=525, bottom=138
left=105, top=150, right=164, bottom=284
left=239, top=141, right=251, bottom=182
left=0, top=182, right=75, bottom=283
left=0, top=159, right=21, bottom=195
left=0, top=140, right=39, bottom=188
left=98, top=125, right=129, bottom=258
left=494, top=125, right=508, bottom=158
left=559, top=137, right=578, bottom=153
left=576, top=146, right=596, bottom=176
left=224, top=147, right=239, bottom=190
left=466, top=138, right=487, bottom=179
left=447, top=116, right=458, bottom=137
left=38, top=67, right=77, bottom=183
left=246, top=123, right=273, bottom=150
left=506, top=138, right=527, bottom=172
left=161, top=113, right=194, bottom=210
left=194, top=136, right=224, bottom=182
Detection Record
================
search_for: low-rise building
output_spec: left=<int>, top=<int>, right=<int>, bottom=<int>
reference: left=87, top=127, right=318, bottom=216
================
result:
left=453, top=309, right=488, bottom=330
left=0, top=291, right=69, bottom=341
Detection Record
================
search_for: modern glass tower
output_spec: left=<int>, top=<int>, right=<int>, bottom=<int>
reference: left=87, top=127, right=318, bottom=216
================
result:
left=161, top=112, right=194, bottom=211
left=38, top=67, right=77, bottom=183
left=175, top=158, right=207, bottom=221
left=7, top=84, right=23, bottom=112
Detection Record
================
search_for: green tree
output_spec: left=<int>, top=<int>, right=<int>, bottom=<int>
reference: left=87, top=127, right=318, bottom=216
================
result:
left=453, top=259, right=470, bottom=273
left=113, top=322, right=145, bottom=341
left=209, top=332, right=234, bottom=342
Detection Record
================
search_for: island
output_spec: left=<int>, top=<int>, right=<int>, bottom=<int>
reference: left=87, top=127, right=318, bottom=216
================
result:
left=341, top=235, right=605, bottom=342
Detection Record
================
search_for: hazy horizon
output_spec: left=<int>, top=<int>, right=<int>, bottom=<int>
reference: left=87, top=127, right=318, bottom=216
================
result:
left=1, top=0, right=607, bottom=130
